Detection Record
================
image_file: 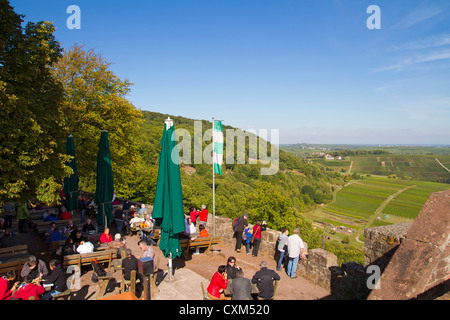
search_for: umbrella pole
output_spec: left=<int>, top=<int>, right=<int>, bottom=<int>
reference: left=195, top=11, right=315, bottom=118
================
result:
left=168, top=252, right=173, bottom=281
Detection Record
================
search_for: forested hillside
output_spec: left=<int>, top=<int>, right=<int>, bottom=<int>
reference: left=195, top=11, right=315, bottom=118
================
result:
left=124, top=111, right=338, bottom=232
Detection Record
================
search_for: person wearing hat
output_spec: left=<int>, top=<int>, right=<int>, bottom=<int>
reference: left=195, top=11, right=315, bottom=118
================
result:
left=233, top=214, right=248, bottom=253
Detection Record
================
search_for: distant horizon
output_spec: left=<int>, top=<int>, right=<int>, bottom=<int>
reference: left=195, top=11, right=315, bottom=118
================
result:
left=279, top=142, right=450, bottom=147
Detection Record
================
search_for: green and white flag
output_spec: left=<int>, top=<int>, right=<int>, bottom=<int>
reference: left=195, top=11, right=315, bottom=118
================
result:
left=213, top=120, right=223, bottom=175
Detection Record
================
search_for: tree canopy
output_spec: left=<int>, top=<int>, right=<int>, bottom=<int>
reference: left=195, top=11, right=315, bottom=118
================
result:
left=0, top=0, right=71, bottom=203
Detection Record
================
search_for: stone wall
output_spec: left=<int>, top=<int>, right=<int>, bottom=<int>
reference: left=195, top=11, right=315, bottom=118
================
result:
left=206, top=213, right=282, bottom=258
left=364, top=222, right=412, bottom=271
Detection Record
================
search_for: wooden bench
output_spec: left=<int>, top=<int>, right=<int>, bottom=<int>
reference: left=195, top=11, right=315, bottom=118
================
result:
left=0, top=244, right=28, bottom=256
left=179, top=236, right=222, bottom=259
left=37, top=221, right=83, bottom=235
left=63, top=249, right=117, bottom=271
left=0, top=260, right=27, bottom=277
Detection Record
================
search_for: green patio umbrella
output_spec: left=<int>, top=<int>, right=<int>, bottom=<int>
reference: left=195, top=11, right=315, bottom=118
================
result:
left=95, top=130, right=114, bottom=227
left=153, top=118, right=185, bottom=263
left=63, top=134, right=79, bottom=211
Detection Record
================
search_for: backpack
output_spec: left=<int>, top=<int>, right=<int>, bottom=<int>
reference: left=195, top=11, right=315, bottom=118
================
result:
left=233, top=217, right=241, bottom=231
left=91, top=258, right=107, bottom=277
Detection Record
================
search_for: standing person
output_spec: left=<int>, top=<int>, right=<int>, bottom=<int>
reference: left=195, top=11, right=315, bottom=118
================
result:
left=16, top=202, right=29, bottom=233
left=78, top=194, right=87, bottom=224
left=2, top=202, right=15, bottom=229
left=138, top=204, right=148, bottom=218
left=251, top=220, right=263, bottom=257
left=230, top=269, right=253, bottom=300
left=276, top=229, right=289, bottom=271
left=286, top=228, right=305, bottom=279
left=198, top=204, right=208, bottom=227
left=244, top=227, right=252, bottom=255
left=41, top=259, right=67, bottom=300
left=114, top=206, right=125, bottom=234
left=189, top=207, right=198, bottom=227
left=233, top=214, right=248, bottom=253
left=206, top=265, right=230, bottom=300
left=251, top=261, right=280, bottom=300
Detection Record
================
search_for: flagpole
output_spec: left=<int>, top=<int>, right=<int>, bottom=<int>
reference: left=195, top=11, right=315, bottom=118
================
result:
left=212, top=117, right=215, bottom=236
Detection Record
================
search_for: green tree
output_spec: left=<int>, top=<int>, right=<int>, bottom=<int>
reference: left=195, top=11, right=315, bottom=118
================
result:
left=246, top=181, right=298, bottom=231
left=0, top=1, right=71, bottom=203
left=52, top=45, right=143, bottom=197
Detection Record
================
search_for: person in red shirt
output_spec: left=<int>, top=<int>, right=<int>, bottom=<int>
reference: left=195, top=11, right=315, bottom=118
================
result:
left=189, top=207, right=199, bottom=226
left=12, top=275, right=45, bottom=300
left=206, top=265, right=230, bottom=300
left=100, top=227, right=113, bottom=243
left=252, top=220, right=264, bottom=257
left=198, top=204, right=208, bottom=226
left=58, top=207, right=72, bottom=220
left=0, top=271, right=19, bottom=300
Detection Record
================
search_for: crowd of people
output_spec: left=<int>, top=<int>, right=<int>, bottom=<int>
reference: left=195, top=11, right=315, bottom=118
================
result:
left=206, top=256, right=281, bottom=300
left=2, top=191, right=309, bottom=300
left=232, top=214, right=306, bottom=279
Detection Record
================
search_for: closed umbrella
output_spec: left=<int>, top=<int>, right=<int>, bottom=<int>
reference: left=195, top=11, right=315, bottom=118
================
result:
left=153, top=118, right=185, bottom=278
left=95, top=130, right=114, bottom=227
left=63, top=134, right=79, bottom=211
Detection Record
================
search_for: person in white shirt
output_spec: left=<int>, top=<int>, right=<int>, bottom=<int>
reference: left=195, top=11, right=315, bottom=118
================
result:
left=76, top=241, right=94, bottom=254
left=286, top=228, right=304, bottom=279
left=129, top=212, right=143, bottom=226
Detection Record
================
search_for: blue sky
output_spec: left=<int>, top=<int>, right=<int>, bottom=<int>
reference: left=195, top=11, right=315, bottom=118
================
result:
left=9, top=0, right=450, bottom=145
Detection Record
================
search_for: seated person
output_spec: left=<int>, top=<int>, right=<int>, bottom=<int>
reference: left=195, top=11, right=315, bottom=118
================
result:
left=206, top=265, right=230, bottom=300
left=58, top=207, right=72, bottom=220
left=139, top=216, right=156, bottom=246
left=71, top=230, right=87, bottom=248
left=225, top=256, right=242, bottom=279
left=251, top=261, right=280, bottom=300
left=190, top=224, right=209, bottom=240
left=0, top=228, right=19, bottom=248
left=63, top=220, right=75, bottom=235
left=12, top=275, right=45, bottom=300
left=44, top=222, right=57, bottom=238
left=76, top=240, right=94, bottom=254
left=60, top=237, right=77, bottom=257
left=43, top=210, right=58, bottom=222
left=20, top=255, right=49, bottom=280
left=82, top=218, right=96, bottom=233
left=108, top=233, right=126, bottom=251
left=230, top=269, right=253, bottom=300
left=46, top=226, right=66, bottom=250
left=129, top=212, right=143, bottom=227
left=41, top=259, right=67, bottom=300
left=121, top=249, right=143, bottom=283
left=100, top=227, right=113, bottom=243
left=0, top=270, right=19, bottom=300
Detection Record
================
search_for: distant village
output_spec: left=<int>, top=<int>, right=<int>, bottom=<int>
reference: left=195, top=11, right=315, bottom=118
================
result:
left=311, top=152, right=343, bottom=160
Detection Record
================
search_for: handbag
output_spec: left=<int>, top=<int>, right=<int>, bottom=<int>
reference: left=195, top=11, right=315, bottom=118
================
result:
left=251, top=226, right=260, bottom=244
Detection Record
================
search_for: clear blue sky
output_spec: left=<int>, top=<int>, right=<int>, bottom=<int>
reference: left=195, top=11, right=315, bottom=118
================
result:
left=9, top=0, right=450, bottom=145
